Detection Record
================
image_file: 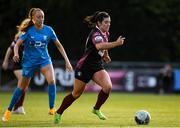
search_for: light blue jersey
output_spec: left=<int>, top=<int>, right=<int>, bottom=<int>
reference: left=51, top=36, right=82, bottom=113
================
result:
left=20, top=25, right=58, bottom=68
left=7, top=26, right=57, bottom=112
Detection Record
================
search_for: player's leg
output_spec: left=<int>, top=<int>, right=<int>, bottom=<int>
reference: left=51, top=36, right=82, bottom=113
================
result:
left=41, top=63, right=56, bottom=115
left=54, top=78, right=86, bottom=124
left=92, top=69, right=112, bottom=120
left=13, top=69, right=26, bottom=114
left=2, top=66, right=34, bottom=121
left=2, top=77, right=31, bottom=121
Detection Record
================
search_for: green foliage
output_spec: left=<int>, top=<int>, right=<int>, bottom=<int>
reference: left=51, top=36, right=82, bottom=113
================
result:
left=1, top=0, right=180, bottom=61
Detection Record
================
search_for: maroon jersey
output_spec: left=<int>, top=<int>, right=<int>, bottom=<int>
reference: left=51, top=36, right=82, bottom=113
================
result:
left=9, top=38, right=23, bottom=70
left=76, top=27, right=109, bottom=69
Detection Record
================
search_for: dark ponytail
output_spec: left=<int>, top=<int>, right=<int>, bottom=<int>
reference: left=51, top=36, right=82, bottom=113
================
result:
left=84, top=11, right=110, bottom=28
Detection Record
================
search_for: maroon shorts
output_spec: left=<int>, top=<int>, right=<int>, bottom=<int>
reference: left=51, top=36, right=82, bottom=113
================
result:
left=9, top=60, right=22, bottom=70
left=75, top=63, right=104, bottom=83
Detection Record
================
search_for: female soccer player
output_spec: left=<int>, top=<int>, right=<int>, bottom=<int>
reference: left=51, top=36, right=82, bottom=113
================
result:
left=54, top=11, right=125, bottom=124
left=2, top=8, right=73, bottom=122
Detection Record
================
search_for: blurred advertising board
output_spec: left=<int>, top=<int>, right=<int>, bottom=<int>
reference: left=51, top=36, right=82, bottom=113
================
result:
left=85, top=69, right=158, bottom=92
left=30, top=68, right=158, bottom=92
left=1, top=61, right=179, bottom=92
left=174, top=69, right=180, bottom=91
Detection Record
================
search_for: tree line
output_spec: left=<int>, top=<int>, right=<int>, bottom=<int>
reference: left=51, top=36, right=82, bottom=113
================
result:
left=1, top=0, right=180, bottom=62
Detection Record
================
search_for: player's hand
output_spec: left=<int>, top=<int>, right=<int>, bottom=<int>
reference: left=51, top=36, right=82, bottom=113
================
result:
left=103, top=55, right=111, bottom=63
left=65, top=61, right=73, bottom=72
left=2, top=61, right=8, bottom=70
left=13, top=54, right=20, bottom=62
left=116, top=36, right=125, bottom=46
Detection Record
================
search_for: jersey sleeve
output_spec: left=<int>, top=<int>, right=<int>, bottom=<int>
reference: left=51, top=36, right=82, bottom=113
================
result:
left=19, top=32, right=28, bottom=41
left=92, top=32, right=103, bottom=44
left=50, top=27, right=58, bottom=42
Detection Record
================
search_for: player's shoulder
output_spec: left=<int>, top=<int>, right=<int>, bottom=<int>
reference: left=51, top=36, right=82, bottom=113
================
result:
left=43, top=25, right=53, bottom=30
left=92, top=28, right=101, bottom=37
left=43, top=25, right=55, bottom=34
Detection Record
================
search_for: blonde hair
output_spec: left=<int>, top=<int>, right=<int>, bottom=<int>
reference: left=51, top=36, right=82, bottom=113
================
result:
left=17, top=8, right=43, bottom=32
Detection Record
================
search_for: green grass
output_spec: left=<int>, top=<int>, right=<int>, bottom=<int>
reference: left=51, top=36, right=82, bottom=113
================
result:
left=0, top=92, right=180, bottom=127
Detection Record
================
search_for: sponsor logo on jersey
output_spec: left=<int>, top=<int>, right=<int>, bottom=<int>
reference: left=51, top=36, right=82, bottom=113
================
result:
left=95, top=36, right=103, bottom=43
left=43, top=35, right=47, bottom=40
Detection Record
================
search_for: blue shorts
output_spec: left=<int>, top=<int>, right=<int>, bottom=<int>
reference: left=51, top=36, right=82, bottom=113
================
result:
left=22, top=60, right=51, bottom=78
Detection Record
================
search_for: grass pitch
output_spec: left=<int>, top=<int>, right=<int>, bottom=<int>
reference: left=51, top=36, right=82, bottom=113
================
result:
left=0, top=92, right=180, bottom=127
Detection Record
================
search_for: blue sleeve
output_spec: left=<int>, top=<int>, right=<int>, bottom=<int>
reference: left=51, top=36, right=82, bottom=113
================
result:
left=19, top=32, right=28, bottom=41
left=50, top=28, right=58, bottom=43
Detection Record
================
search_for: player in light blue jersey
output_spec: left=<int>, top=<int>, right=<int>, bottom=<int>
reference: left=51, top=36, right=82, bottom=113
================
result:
left=2, top=8, right=73, bottom=122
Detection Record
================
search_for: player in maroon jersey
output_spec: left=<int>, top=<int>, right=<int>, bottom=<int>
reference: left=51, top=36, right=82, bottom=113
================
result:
left=2, top=31, right=26, bottom=114
left=54, top=11, right=125, bottom=124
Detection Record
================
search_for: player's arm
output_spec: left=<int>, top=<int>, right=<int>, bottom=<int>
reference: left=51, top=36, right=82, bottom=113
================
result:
left=13, top=39, right=23, bottom=62
left=103, top=50, right=111, bottom=63
left=54, top=40, right=73, bottom=72
left=2, top=47, right=13, bottom=70
left=95, top=36, right=125, bottom=50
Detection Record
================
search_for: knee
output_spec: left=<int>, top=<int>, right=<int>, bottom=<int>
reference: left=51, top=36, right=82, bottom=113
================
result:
left=103, top=84, right=112, bottom=94
left=18, top=79, right=29, bottom=90
left=18, top=86, right=26, bottom=91
left=48, top=79, right=55, bottom=85
left=72, top=91, right=82, bottom=99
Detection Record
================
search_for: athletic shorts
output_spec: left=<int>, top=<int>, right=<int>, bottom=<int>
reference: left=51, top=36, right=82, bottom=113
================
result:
left=22, top=59, right=51, bottom=78
left=75, top=63, right=104, bottom=83
left=10, top=61, right=22, bottom=70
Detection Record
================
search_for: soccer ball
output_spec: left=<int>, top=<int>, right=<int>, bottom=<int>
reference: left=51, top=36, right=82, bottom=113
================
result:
left=134, top=110, right=151, bottom=125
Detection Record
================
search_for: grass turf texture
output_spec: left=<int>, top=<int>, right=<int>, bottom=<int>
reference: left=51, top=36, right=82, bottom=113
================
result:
left=0, top=92, right=180, bottom=127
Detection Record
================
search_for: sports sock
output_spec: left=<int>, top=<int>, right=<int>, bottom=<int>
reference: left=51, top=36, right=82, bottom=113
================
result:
left=13, top=91, right=25, bottom=111
left=94, top=90, right=109, bottom=110
left=56, top=93, right=76, bottom=115
left=48, top=84, right=56, bottom=109
left=8, top=87, right=23, bottom=111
